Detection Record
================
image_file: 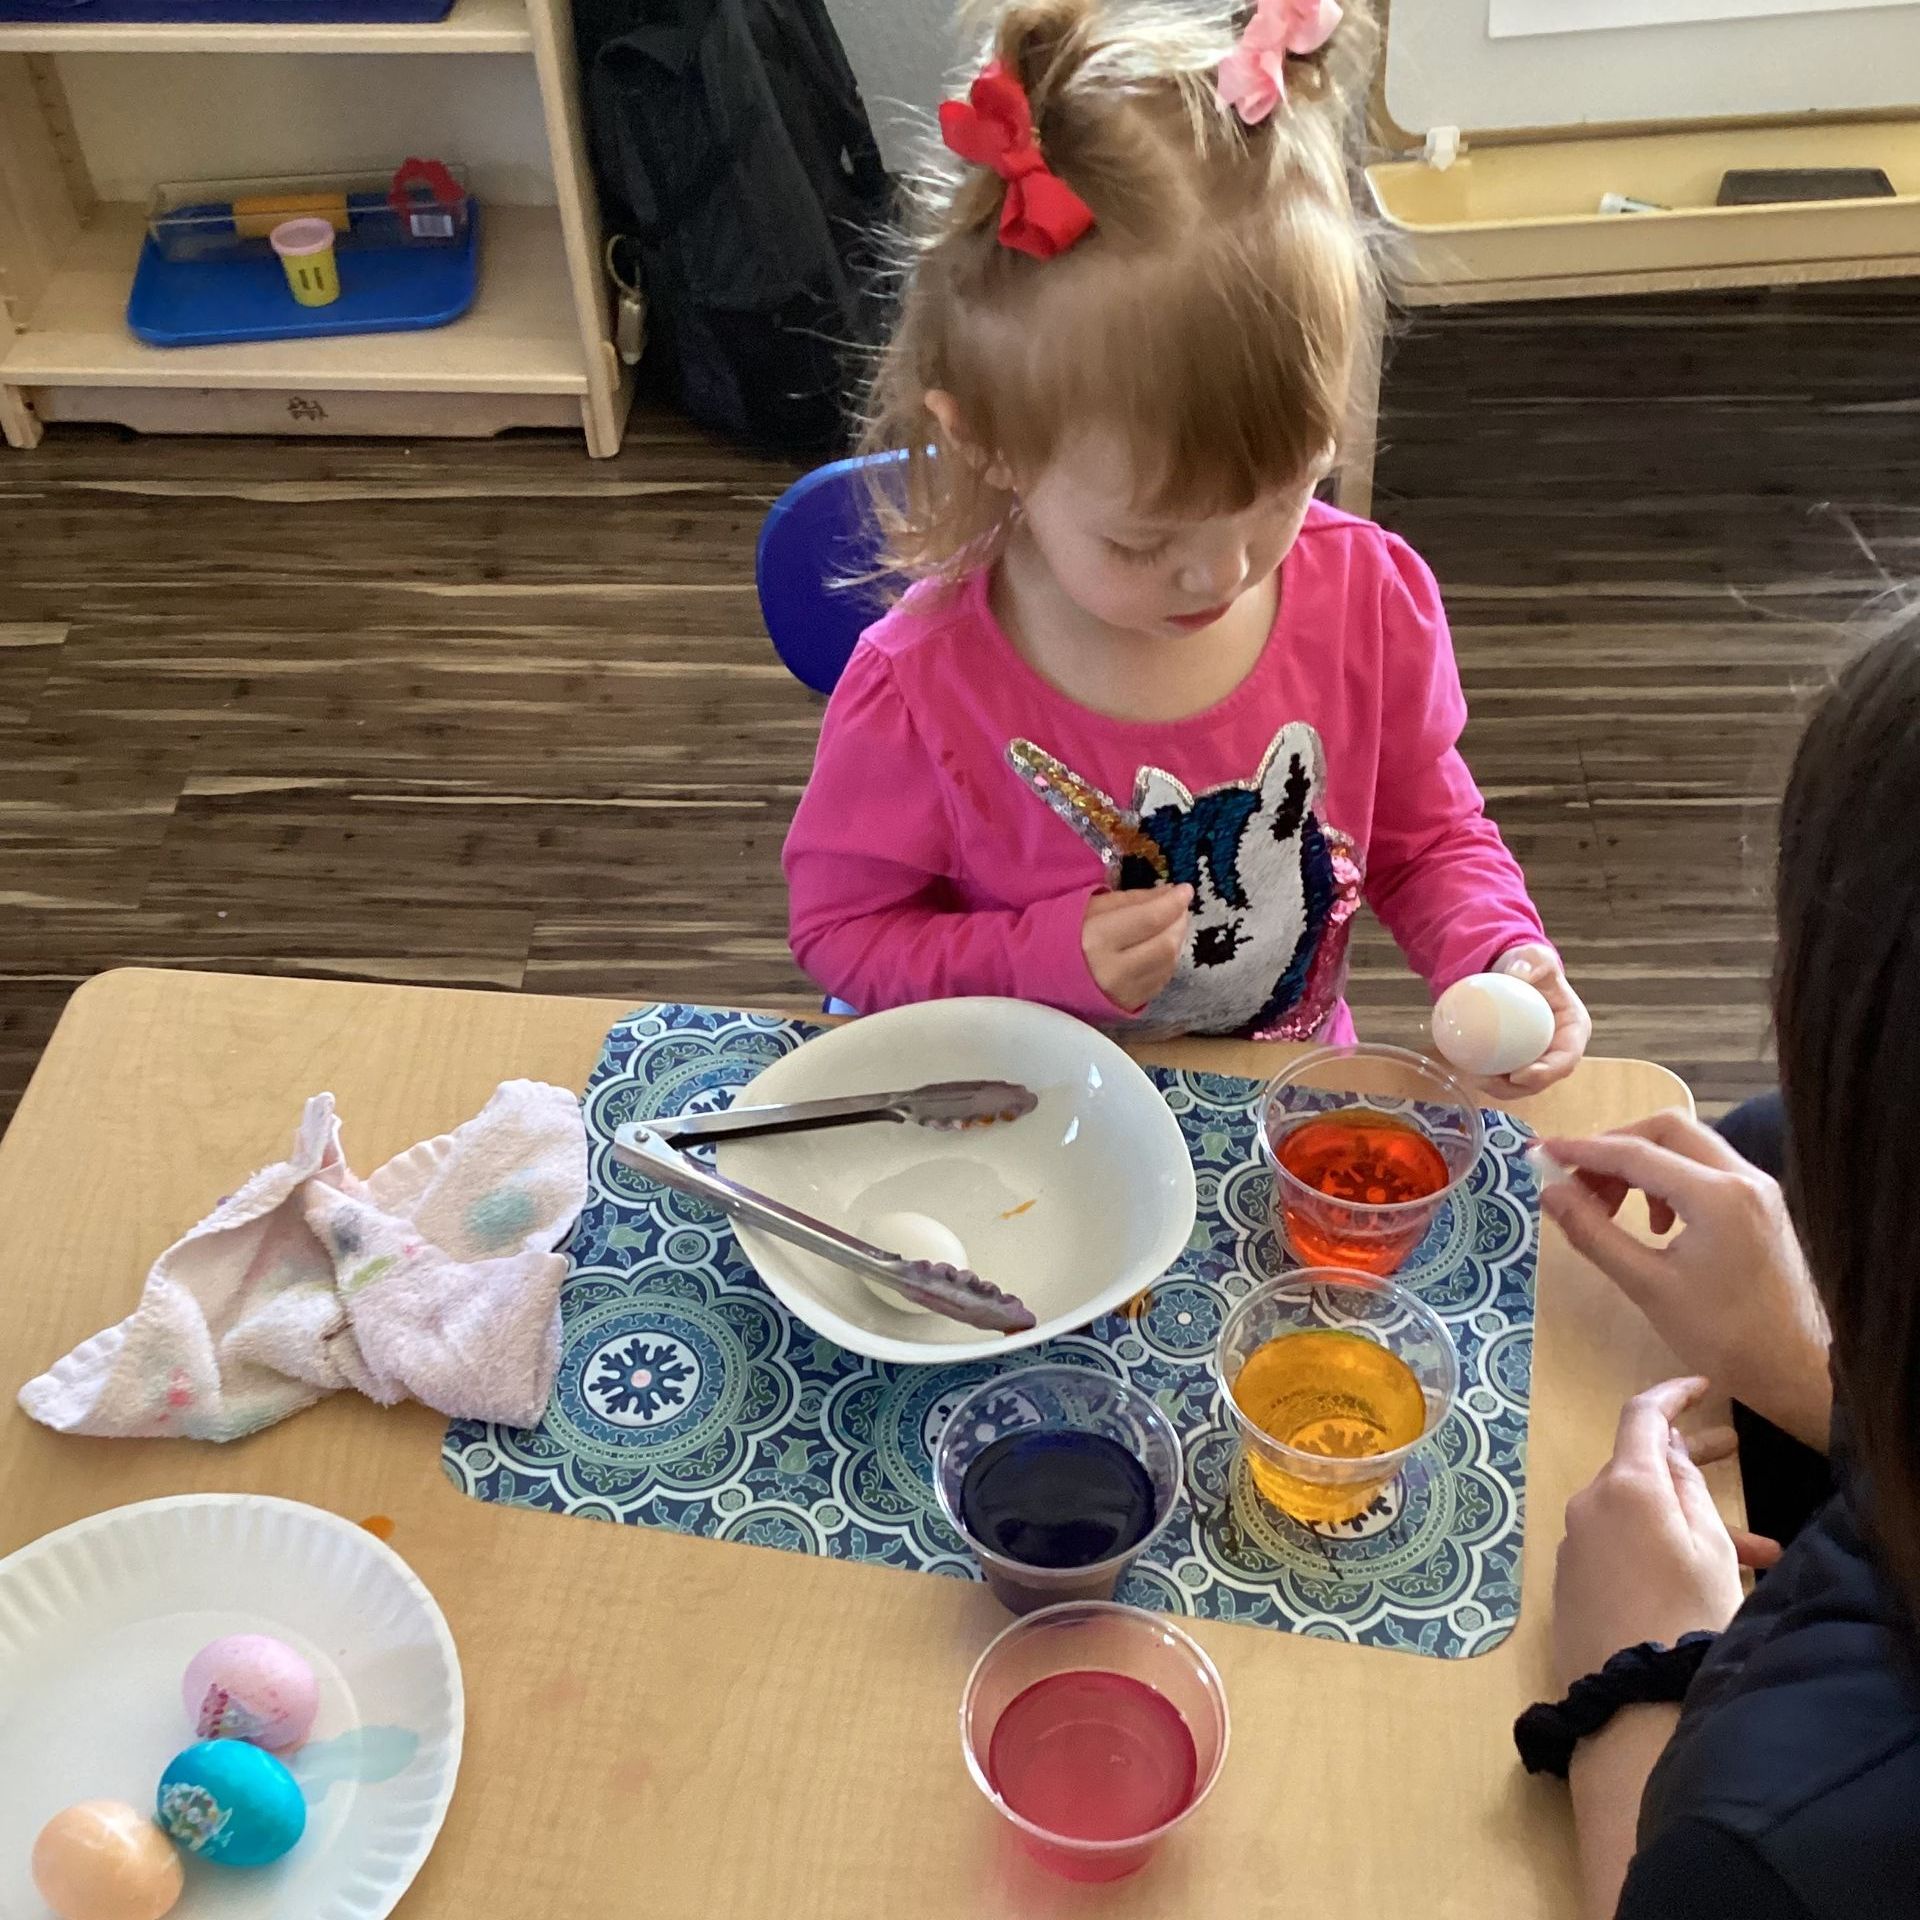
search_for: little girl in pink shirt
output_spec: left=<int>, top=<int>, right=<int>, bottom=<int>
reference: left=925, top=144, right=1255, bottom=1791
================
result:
left=784, top=0, right=1589, bottom=1096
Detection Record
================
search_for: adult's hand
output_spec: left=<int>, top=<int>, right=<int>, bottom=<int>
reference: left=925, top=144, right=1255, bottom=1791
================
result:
left=1553, top=1377, right=1748, bottom=1692
left=1556, top=1380, right=1753, bottom=1920
left=1559, top=1390, right=1766, bottom=1920
left=1539, top=1110, right=1833, bottom=1452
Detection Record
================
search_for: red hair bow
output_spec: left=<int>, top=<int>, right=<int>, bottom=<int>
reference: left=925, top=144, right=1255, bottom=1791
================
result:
left=938, top=61, right=1095, bottom=261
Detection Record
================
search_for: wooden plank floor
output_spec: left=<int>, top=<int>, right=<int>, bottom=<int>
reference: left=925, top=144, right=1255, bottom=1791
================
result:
left=3, top=280, right=1915, bottom=1134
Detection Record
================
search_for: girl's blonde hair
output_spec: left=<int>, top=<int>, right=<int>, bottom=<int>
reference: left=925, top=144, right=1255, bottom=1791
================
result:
left=860, top=0, right=1381, bottom=584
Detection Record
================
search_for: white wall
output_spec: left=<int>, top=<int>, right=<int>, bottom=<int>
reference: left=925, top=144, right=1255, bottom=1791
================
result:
left=55, top=2, right=961, bottom=208
left=56, top=53, right=555, bottom=205
left=824, top=0, right=959, bottom=169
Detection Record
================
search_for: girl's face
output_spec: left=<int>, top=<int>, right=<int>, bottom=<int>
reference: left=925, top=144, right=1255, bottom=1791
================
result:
left=1014, top=426, right=1325, bottom=640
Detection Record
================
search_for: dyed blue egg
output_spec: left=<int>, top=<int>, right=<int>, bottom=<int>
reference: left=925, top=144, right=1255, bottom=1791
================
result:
left=156, top=1738, right=306, bottom=1867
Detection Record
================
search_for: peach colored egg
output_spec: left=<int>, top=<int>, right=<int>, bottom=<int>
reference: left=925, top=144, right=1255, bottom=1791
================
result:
left=1431, top=972, right=1556, bottom=1078
left=182, top=1633, right=319, bottom=1751
left=31, top=1801, right=183, bottom=1920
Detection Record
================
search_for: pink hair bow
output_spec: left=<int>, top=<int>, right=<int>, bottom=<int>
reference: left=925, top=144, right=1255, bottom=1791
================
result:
left=1216, top=0, right=1342, bottom=126
left=939, top=59, right=1096, bottom=261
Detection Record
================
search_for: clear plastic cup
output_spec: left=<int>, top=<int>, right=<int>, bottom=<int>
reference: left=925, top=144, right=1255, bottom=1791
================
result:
left=960, top=1601, right=1229, bottom=1882
left=1214, top=1268, right=1460, bottom=1525
left=1259, top=1043, right=1485, bottom=1276
left=934, top=1364, right=1183, bottom=1615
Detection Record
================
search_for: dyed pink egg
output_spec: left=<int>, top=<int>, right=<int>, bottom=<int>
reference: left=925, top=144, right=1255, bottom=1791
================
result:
left=31, top=1801, right=183, bottom=1920
left=182, top=1634, right=319, bottom=1752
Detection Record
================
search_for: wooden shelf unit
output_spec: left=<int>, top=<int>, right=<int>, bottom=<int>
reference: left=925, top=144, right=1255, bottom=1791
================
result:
left=10, top=200, right=585, bottom=390
left=0, top=0, right=532, bottom=54
left=0, top=0, right=631, bottom=454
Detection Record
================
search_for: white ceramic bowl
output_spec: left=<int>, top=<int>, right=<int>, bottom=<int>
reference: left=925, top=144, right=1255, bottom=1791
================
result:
left=716, top=999, right=1196, bottom=1365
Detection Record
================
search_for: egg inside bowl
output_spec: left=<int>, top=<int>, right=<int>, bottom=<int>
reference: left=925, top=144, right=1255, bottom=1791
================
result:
left=715, top=999, right=1197, bottom=1365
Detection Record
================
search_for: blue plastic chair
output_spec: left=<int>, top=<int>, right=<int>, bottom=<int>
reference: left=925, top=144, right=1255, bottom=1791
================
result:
left=755, top=450, right=907, bottom=695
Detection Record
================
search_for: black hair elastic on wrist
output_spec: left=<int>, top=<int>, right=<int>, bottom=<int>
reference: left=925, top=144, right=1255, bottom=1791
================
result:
left=1514, top=1633, right=1720, bottom=1779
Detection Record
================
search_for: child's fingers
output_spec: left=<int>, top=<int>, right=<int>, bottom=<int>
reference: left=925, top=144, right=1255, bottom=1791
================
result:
left=1082, top=886, right=1193, bottom=1011
left=1477, top=1050, right=1576, bottom=1100
left=1086, top=883, right=1187, bottom=914
left=1502, top=989, right=1589, bottom=1093
left=1496, top=1045, right=1578, bottom=1097
left=1732, top=1529, right=1784, bottom=1571
left=1492, top=943, right=1557, bottom=986
left=1109, top=928, right=1187, bottom=1006
left=1467, top=960, right=1587, bottom=1101
left=1114, top=909, right=1188, bottom=962
left=1474, top=1070, right=1535, bottom=1102
left=1539, top=970, right=1585, bottom=1019
left=1088, top=885, right=1191, bottom=938
left=1111, top=901, right=1191, bottom=960
left=1082, top=887, right=1136, bottom=926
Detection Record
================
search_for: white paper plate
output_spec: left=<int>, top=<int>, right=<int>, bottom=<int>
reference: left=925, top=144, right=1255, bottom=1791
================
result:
left=0, top=1495, right=463, bottom=1920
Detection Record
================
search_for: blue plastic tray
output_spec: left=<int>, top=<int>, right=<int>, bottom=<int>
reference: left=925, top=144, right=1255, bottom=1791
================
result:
left=126, top=206, right=480, bottom=349
left=0, top=0, right=451, bottom=20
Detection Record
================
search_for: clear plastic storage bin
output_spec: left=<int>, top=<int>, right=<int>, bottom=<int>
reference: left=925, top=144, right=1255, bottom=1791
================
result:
left=147, top=166, right=473, bottom=267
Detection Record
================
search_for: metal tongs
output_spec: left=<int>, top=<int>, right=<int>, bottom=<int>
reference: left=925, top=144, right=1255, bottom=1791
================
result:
left=642, top=1080, right=1037, bottom=1147
left=610, top=1122, right=1038, bottom=1334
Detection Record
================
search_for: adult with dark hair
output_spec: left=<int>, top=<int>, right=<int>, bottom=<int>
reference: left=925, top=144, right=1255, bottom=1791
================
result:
left=1520, top=618, right=1920, bottom=1920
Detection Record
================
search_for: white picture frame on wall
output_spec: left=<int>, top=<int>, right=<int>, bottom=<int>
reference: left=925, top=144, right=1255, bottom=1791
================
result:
left=1490, top=0, right=1913, bottom=40
left=1385, top=0, right=1920, bottom=134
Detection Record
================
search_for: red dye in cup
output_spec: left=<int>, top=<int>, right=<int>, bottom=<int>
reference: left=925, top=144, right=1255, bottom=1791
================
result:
left=986, top=1668, right=1198, bottom=1879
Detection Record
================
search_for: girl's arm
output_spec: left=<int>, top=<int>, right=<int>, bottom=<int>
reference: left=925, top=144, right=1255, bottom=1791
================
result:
left=1362, top=539, right=1552, bottom=990
left=783, top=647, right=1125, bottom=1020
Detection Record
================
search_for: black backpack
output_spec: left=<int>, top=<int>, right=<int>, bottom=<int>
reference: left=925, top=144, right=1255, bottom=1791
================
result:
left=580, top=0, right=894, bottom=453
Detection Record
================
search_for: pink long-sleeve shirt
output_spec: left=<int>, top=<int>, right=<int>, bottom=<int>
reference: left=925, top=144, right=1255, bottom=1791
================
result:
left=784, top=503, right=1548, bottom=1040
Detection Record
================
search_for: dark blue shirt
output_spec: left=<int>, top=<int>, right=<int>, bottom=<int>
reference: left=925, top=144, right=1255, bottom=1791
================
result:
left=1621, top=1445, right=1920, bottom=1917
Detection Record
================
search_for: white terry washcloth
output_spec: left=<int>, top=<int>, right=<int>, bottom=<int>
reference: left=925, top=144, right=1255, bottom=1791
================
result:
left=19, top=1081, right=588, bottom=1441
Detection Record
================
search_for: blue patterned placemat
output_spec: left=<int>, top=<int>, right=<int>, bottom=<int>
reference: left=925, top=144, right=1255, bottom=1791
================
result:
left=443, top=1005, right=1540, bottom=1659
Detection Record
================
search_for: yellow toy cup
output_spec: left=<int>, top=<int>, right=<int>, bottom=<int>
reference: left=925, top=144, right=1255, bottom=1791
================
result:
left=269, top=216, right=341, bottom=308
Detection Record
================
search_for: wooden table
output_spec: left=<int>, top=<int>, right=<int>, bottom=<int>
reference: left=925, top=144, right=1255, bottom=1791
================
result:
left=0, top=969, right=1718, bottom=1919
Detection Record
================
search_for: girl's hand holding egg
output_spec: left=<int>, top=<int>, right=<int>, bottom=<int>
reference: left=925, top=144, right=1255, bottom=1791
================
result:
left=1433, top=946, right=1589, bottom=1099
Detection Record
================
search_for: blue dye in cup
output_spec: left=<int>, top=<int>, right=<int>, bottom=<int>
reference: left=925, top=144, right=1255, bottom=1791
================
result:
left=935, top=1366, right=1183, bottom=1614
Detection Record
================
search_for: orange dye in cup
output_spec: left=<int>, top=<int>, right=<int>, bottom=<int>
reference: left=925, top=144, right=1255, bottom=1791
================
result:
left=1232, top=1328, right=1427, bottom=1520
left=1272, top=1109, right=1450, bottom=1273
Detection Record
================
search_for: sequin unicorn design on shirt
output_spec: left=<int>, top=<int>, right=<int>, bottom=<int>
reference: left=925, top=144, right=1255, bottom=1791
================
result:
left=1007, top=724, right=1362, bottom=1038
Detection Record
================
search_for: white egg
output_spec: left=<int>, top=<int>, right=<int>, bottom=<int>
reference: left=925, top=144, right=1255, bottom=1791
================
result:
left=1431, top=971, right=1556, bottom=1078
left=853, top=1208, right=969, bottom=1317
